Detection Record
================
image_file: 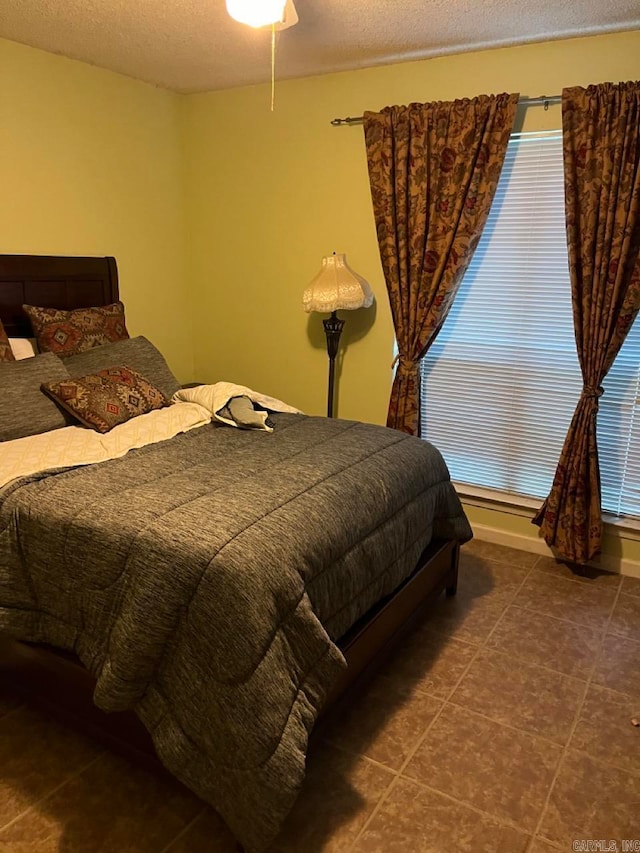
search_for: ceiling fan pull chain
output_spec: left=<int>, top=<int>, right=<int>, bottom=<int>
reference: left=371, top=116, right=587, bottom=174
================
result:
left=271, top=23, right=276, bottom=112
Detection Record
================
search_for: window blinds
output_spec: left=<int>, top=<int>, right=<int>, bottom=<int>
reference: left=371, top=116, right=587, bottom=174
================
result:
left=600, top=329, right=640, bottom=518
left=421, top=131, right=640, bottom=520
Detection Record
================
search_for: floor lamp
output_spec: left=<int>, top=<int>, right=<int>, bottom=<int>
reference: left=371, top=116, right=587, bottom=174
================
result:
left=303, top=253, right=374, bottom=418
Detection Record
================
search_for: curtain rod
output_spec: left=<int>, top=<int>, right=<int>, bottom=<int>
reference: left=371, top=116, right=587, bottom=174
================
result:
left=330, top=94, right=562, bottom=125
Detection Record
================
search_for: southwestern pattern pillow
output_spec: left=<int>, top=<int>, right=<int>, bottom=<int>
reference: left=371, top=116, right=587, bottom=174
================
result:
left=0, top=319, right=15, bottom=363
left=24, top=301, right=129, bottom=357
left=41, top=366, right=169, bottom=434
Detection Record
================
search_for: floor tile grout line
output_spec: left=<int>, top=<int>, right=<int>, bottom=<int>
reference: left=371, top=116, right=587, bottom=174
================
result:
left=322, top=738, right=405, bottom=775
left=471, top=551, right=629, bottom=852
left=534, top=835, right=564, bottom=850
left=533, top=554, right=627, bottom=587
left=446, top=643, right=589, bottom=685
left=577, top=679, right=640, bottom=702
left=466, top=561, right=534, bottom=652
left=349, top=553, right=635, bottom=849
left=346, top=773, right=403, bottom=852
left=438, top=567, right=596, bottom=752
left=619, top=584, right=640, bottom=601
left=599, top=630, right=640, bottom=648
left=375, top=670, right=471, bottom=702
left=158, top=805, right=209, bottom=853
left=424, top=568, right=536, bottom=651
left=508, top=601, right=617, bottom=633
left=410, top=627, right=480, bottom=650
left=422, top=624, right=487, bottom=649
left=514, top=565, right=625, bottom=627
left=346, top=643, right=485, bottom=849
left=454, top=643, right=593, bottom=684
left=0, top=751, right=105, bottom=836
left=497, top=601, right=611, bottom=634
left=525, top=571, right=627, bottom=851
left=394, top=771, right=539, bottom=838
left=462, top=544, right=637, bottom=850
left=420, top=628, right=597, bottom=686
left=348, top=563, right=534, bottom=850
left=606, top=590, right=640, bottom=643
left=403, top=659, right=590, bottom=705
left=337, top=629, right=586, bottom=786
left=608, top=588, right=638, bottom=600
left=522, top=678, right=591, bottom=853
left=531, top=555, right=625, bottom=588
left=464, top=550, right=539, bottom=574
left=444, top=698, right=574, bottom=749
left=565, top=743, right=640, bottom=781
left=607, top=628, right=640, bottom=644
left=527, top=564, right=623, bottom=591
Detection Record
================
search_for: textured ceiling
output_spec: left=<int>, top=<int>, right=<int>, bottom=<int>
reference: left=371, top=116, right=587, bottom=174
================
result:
left=1, top=0, right=638, bottom=93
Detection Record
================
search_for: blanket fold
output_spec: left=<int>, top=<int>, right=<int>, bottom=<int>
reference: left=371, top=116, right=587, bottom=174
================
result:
left=173, top=382, right=301, bottom=431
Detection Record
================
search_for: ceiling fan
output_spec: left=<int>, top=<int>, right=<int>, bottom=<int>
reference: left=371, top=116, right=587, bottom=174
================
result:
left=225, top=0, right=299, bottom=108
left=225, top=0, right=298, bottom=30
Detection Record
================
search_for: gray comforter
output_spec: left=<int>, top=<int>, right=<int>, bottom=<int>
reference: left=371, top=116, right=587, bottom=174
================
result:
left=0, top=414, right=471, bottom=851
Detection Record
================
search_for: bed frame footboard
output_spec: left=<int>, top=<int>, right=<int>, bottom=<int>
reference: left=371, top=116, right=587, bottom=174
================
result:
left=0, top=538, right=459, bottom=765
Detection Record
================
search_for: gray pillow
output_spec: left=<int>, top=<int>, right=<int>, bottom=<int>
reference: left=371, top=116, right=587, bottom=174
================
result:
left=0, top=352, right=71, bottom=441
left=63, top=336, right=180, bottom=399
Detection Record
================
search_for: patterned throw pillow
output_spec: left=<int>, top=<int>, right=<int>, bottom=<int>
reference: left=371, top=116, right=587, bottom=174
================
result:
left=0, top=319, right=16, bottom=363
left=24, top=301, right=129, bottom=357
left=41, top=366, right=169, bottom=433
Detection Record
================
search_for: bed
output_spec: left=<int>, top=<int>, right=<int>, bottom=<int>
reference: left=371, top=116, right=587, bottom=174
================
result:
left=0, top=254, right=472, bottom=852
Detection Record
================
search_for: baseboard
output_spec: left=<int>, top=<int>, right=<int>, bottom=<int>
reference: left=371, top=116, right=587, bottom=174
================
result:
left=470, top=522, right=640, bottom=579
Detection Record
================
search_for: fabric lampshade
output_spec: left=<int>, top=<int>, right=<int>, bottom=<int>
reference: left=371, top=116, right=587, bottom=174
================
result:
left=303, top=254, right=374, bottom=314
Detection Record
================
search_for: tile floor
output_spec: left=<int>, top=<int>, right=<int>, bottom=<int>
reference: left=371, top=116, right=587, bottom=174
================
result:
left=1, top=539, right=639, bottom=852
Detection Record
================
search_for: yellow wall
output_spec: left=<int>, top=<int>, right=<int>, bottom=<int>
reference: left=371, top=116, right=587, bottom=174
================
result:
left=182, top=30, right=640, bottom=422
left=0, top=38, right=194, bottom=381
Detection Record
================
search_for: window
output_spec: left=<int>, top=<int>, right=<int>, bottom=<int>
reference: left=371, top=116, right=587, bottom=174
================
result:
left=421, top=131, right=640, bottom=520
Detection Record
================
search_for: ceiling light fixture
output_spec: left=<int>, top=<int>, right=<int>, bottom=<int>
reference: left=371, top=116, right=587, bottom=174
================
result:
left=225, top=0, right=298, bottom=30
left=226, top=0, right=298, bottom=110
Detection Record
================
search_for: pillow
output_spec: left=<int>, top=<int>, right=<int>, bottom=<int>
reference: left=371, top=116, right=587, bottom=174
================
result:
left=0, top=352, right=71, bottom=441
left=63, top=336, right=180, bottom=399
left=9, top=338, right=37, bottom=360
left=41, top=366, right=169, bottom=434
left=0, top=320, right=15, bottom=363
left=23, top=301, right=129, bottom=357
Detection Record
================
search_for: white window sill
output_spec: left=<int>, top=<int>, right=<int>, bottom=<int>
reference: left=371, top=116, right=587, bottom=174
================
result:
left=456, top=482, right=640, bottom=541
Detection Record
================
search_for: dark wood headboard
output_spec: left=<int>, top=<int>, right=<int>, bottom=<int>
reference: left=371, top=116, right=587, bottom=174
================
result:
left=0, top=255, right=119, bottom=337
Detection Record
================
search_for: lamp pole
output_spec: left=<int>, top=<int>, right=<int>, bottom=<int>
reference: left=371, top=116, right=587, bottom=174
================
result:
left=323, top=310, right=345, bottom=418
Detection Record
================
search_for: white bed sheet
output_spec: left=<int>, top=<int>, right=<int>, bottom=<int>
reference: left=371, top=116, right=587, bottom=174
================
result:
left=0, top=401, right=211, bottom=490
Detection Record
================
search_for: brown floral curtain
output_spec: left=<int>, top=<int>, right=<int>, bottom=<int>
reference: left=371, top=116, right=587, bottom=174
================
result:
left=534, top=81, right=640, bottom=563
left=363, top=93, right=518, bottom=434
